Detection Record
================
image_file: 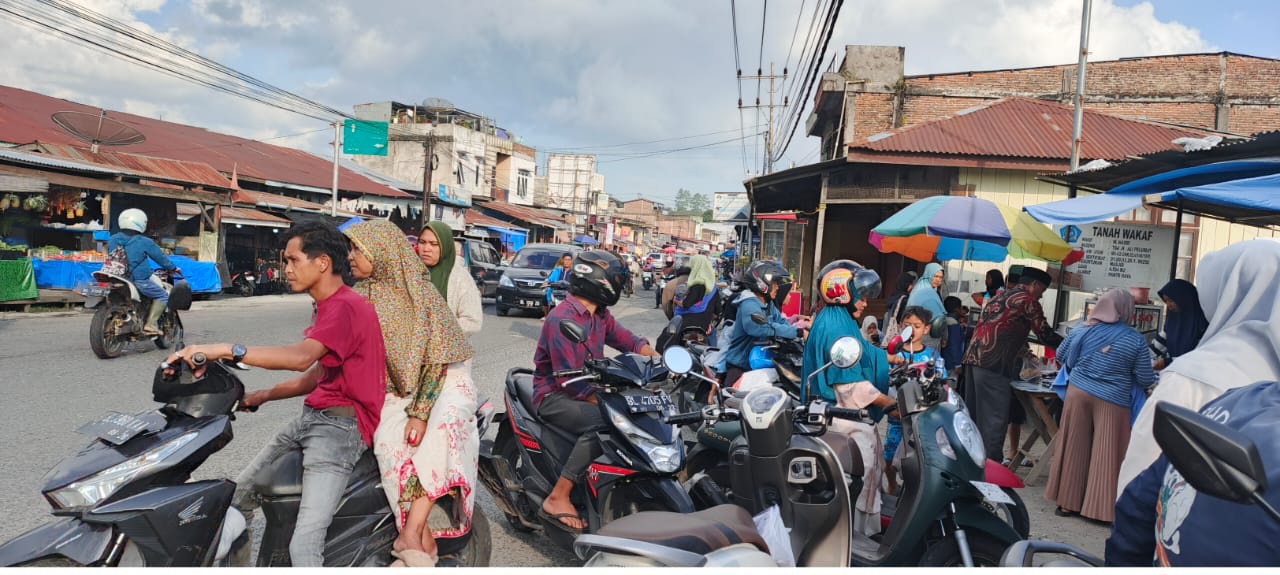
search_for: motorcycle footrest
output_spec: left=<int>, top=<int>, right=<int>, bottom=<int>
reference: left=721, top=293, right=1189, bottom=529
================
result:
left=491, top=459, right=525, bottom=494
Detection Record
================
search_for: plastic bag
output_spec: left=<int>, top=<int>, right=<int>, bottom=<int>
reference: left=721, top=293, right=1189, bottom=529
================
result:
left=752, top=504, right=794, bottom=567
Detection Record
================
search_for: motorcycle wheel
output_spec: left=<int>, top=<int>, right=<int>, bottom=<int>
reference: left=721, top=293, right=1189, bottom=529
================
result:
left=154, top=311, right=182, bottom=350
left=918, top=532, right=1008, bottom=567
left=438, top=508, right=492, bottom=567
left=983, top=487, right=1030, bottom=539
left=89, top=305, right=126, bottom=359
left=237, top=279, right=254, bottom=297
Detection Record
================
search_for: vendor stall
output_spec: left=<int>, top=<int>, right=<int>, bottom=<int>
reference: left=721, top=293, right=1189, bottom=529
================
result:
left=31, top=254, right=221, bottom=294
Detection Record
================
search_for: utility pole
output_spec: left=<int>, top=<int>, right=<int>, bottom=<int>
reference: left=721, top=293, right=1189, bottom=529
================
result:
left=740, top=62, right=787, bottom=174
left=388, top=133, right=452, bottom=228
left=1070, top=0, right=1093, bottom=171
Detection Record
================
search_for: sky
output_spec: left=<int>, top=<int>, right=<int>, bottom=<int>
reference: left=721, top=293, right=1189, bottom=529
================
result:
left=2, top=0, right=1276, bottom=206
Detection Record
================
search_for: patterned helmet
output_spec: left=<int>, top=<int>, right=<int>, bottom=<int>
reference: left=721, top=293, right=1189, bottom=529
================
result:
left=818, top=260, right=882, bottom=307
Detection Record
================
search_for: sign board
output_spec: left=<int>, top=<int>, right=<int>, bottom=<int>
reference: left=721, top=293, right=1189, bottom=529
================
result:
left=342, top=120, right=388, bottom=156
left=1056, top=222, right=1173, bottom=293
left=436, top=184, right=472, bottom=208
left=713, top=192, right=750, bottom=222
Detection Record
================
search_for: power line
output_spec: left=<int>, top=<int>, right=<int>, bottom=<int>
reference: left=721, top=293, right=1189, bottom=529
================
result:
left=782, top=0, right=807, bottom=77
left=729, top=0, right=749, bottom=174
left=773, top=0, right=844, bottom=162
left=540, top=123, right=764, bottom=153
left=599, top=132, right=764, bottom=163
left=127, top=127, right=331, bottom=155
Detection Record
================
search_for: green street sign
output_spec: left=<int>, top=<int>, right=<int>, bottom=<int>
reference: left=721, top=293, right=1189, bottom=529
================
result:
left=342, top=120, right=388, bottom=156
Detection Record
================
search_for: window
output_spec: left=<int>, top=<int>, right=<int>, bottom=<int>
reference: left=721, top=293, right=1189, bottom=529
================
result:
left=517, top=169, right=531, bottom=198
left=1176, top=231, right=1196, bottom=280
left=480, top=244, right=499, bottom=265
left=1159, top=208, right=1197, bottom=226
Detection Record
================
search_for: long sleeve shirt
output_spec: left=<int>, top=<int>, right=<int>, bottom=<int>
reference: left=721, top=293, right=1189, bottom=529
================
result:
left=532, top=297, right=650, bottom=408
left=725, top=297, right=799, bottom=370
left=961, top=286, right=1063, bottom=378
left=108, top=231, right=175, bottom=282
left=448, top=257, right=483, bottom=336
left=1056, top=322, right=1156, bottom=407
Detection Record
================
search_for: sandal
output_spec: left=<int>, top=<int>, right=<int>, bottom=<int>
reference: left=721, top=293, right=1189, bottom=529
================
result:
left=538, top=506, right=586, bottom=533
left=1054, top=507, right=1079, bottom=517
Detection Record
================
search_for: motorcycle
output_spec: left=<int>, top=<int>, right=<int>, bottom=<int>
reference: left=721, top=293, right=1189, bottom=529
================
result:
left=1002, top=400, right=1280, bottom=567
left=642, top=271, right=653, bottom=291
left=573, top=338, right=871, bottom=567
left=0, top=350, right=493, bottom=567
left=477, top=320, right=694, bottom=552
left=83, top=269, right=189, bottom=359
left=548, top=280, right=569, bottom=309
left=227, top=270, right=256, bottom=297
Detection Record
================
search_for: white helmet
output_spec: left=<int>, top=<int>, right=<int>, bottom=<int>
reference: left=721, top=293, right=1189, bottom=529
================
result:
left=118, top=208, right=148, bottom=233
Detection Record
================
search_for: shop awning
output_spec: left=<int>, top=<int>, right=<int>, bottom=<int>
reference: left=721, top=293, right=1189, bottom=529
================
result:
left=1026, top=158, right=1280, bottom=225
left=222, top=207, right=292, bottom=229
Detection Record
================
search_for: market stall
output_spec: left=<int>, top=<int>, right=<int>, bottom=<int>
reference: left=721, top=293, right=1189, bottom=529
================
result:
left=31, top=253, right=221, bottom=294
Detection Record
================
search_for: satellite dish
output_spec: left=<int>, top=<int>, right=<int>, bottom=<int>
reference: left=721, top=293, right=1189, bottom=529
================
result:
left=421, top=97, right=455, bottom=110
left=51, top=110, right=146, bottom=153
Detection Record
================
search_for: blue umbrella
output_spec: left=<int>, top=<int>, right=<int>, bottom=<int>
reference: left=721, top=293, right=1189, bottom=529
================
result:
left=574, top=235, right=599, bottom=245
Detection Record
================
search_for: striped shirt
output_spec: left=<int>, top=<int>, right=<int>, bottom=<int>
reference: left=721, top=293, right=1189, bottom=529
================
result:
left=1056, top=322, right=1156, bottom=407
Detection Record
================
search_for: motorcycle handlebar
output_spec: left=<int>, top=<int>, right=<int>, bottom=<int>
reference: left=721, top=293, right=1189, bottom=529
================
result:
left=554, top=368, right=586, bottom=378
left=827, top=406, right=867, bottom=421
left=665, top=411, right=704, bottom=426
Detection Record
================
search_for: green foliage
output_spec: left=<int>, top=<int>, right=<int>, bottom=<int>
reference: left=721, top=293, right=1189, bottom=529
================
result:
left=673, top=189, right=710, bottom=215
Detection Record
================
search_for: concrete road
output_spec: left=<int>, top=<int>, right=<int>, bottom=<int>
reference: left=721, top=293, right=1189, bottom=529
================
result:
left=0, top=289, right=1108, bottom=565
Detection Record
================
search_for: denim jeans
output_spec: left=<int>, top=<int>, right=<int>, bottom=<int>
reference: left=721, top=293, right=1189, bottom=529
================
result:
left=232, top=406, right=366, bottom=567
left=135, top=274, right=169, bottom=304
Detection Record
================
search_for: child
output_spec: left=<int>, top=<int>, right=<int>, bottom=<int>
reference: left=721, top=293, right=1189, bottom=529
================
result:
left=883, top=306, right=945, bottom=495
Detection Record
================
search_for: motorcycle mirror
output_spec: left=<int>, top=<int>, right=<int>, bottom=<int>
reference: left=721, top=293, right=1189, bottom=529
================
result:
left=168, top=281, right=193, bottom=311
left=829, top=336, right=863, bottom=369
left=662, top=346, right=694, bottom=375
left=888, top=326, right=914, bottom=355
left=930, top=315, right=949, bottom=339
left=750, top=312, right=768, bottom=325
left=1154, top=401, right=1273, bottom=509
left=559, top=320, right=588, bottom=345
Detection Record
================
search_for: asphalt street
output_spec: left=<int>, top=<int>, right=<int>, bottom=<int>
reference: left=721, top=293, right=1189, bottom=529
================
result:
left=0, top=289, right=1108, bottom=565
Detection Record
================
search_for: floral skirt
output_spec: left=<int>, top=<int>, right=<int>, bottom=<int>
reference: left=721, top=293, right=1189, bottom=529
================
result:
left=373, top=362, right=478, bottom=539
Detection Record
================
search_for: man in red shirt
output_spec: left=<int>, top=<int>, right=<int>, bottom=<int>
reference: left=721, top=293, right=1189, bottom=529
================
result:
left=167, top=222, right=386, bottom=567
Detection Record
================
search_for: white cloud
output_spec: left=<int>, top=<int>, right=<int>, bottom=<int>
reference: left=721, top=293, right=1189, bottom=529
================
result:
left=0, top=0, right=1216, bottom=203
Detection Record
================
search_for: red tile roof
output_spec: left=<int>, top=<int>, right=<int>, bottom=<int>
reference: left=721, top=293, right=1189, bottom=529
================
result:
left=851, top=98, right=1206, bottom=162
left=33, top=142, right=232, bottom=190
left=0, top=84, right=410, bottom=198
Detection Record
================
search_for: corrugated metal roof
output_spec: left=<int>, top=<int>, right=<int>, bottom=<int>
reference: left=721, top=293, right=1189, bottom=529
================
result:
left=477, top=201, right=567, bottom=229
left=852, top=98, right=1207, bottom=161
left=0, top=147, right=122, bottom=175
left=232, top=189, right=359, bottom=216
left=465, top=209, right=525, bottom=231
left=37, top=142, right=231, bottom=189
left=0, top=84, right=410, bottom=198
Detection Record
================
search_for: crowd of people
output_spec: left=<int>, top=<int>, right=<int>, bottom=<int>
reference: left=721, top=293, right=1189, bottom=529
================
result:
left=148, top=201, right=1280, bottom=567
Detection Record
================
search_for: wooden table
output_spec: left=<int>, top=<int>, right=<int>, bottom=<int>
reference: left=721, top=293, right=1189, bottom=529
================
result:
left=1007, top=379, right=1062, bottom=486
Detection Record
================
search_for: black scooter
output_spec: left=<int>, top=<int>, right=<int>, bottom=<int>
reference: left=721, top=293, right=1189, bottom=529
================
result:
left=477, top=320, right=694, bottom=551
left=0, top=350, right=491, bottom=567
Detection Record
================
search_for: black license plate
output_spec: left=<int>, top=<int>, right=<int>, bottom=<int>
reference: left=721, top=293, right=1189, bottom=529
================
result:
left=76, top=411, right=166, bottom=445
left=82, top=286, right=110, bottom=297
left=624, top=393, right=674, bottom=414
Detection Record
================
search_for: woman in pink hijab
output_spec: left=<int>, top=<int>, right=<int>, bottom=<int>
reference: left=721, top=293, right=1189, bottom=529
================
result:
left=1044, top=288, right=1156, bottom=524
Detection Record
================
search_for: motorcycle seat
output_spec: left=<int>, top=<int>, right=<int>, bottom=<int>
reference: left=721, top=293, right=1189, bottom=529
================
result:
left=509, top=372, right=539, bottom=416
left=252, top=447, right=378, bottom=498
left=596, top=504, right=768, bottom=556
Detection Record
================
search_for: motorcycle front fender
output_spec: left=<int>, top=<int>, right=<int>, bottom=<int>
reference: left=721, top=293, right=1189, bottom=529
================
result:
left=983, top=459, right=1025, bottom=489
left=0, top=517, right=114, bottom=566
left=951, top=498, right=1022, bottom=546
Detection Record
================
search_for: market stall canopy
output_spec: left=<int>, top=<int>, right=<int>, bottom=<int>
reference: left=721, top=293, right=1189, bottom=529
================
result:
left=1026, top=158, right=1280, bottom=225
left=870, top=196, right=1071, bottom=263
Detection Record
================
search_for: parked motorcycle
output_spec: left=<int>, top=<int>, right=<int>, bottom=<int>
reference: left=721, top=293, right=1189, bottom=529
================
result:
left=477, top=320, right=694, bottom=552
left=83, top=269, right=189, bottom=359
left=227, top=270, right=256, bottom=298
left=1002, top=400, right=1280, bottom=567
left=0, top=351, right=492, bottom=567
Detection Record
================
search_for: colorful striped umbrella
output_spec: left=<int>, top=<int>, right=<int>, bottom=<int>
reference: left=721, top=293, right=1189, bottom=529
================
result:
left=870, top=196, right=1071, bottom=263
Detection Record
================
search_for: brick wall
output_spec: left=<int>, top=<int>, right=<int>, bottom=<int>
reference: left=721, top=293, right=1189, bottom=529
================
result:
left=844, top=52, right=1280, bottom=141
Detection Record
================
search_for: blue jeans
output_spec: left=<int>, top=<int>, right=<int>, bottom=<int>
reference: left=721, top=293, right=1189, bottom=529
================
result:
left=135, top=274, right=168, bottom=304
left=232, top=407, right=366, bottom=567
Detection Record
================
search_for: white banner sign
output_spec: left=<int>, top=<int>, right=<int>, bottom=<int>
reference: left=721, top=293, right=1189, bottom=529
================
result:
left=1057, top=222, right=1174, bottom=292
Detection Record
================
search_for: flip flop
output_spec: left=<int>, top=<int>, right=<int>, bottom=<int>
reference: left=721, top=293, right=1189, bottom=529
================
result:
left=390, top=549, right=438, bottom=567
left=1054, top=507, right=1079, bottom=518
left=538, top=506, right=585, bottom=533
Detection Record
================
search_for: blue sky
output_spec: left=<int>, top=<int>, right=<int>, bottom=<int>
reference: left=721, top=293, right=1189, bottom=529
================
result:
left=3, top=1, right=1276, bottom=206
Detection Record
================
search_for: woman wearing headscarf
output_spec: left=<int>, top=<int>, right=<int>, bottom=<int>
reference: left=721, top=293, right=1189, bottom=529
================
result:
left=1149, top=278, right=1208, bottom=371
left=803, top=260, right=894, bottom=536
left=861, top=315, right=881, bottom=347
left=659, top=255, right=723, bottom=348
left=882, top=270, right=917, bottom=342
left=417, top=222, right=483, bottom=336
left=1118, top=239, right=1280, bottom=495
left=343, top=220, right=476, bottom=565
left=1045, top=288, right=1155, bottom=523
left=906, top=263, right=946, bottom=320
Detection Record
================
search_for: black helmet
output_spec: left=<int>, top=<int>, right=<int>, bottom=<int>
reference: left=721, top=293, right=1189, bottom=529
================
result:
left=569, top=250, right=626, bottom=307
left=817, top=260, right=882, bottom=307
left=744, top=260, right=793, bottom=304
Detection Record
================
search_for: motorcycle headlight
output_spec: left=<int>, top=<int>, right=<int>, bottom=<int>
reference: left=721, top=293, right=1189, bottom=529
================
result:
left=606, top=406, right=682, bottom=474
left=499, top=275, right=514, bottom=288
left=49, top=431, right=198, bottom=510
left=952, top=411, right=986, bottom=468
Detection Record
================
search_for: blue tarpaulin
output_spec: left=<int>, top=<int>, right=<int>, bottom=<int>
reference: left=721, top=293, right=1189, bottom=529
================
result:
left=487, top=226, right=527, bottom=252
left=33, top=255, right=222, bottom=293
left=1026, top=158, right=1280, bottom=224
left=1164, top=172, right=1280, bottom=213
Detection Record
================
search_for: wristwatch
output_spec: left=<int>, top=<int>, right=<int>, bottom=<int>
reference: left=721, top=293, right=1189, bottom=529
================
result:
left=231, top=343, right=247, bottom=364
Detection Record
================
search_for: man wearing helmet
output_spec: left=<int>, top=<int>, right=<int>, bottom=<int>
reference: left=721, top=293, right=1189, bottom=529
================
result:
left=531, top=250, right=660, bottom=531
left=803, top=259, right=897, bottom=535
left=723, top=260, right=801, bottom=387
left=108, top=208, right=181, bottom=336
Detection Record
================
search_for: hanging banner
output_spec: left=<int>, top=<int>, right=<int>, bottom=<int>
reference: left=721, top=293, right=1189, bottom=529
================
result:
left=1056, top=222, right=1174, bottom=293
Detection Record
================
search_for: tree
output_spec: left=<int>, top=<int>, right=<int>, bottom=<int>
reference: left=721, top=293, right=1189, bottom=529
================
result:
left=674, top=189, right=710, bottom=215
left=701, top=210, right=713, bottom=222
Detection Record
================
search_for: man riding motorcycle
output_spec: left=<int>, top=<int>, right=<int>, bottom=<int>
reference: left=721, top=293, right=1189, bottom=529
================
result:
left=532, top=250, right=660, bottom=532
left=107, top=209, right=181, bottom=336
left=722, top=260, right=800, bottom=387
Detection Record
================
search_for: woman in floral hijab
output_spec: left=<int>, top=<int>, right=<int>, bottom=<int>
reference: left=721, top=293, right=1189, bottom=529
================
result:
left=344, top=219, right=475, bottom=565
